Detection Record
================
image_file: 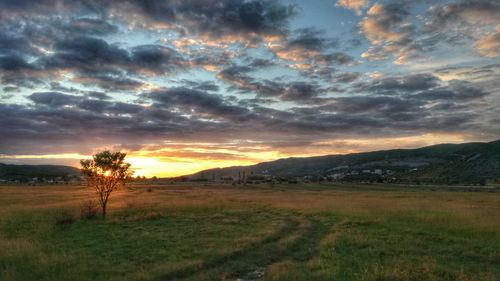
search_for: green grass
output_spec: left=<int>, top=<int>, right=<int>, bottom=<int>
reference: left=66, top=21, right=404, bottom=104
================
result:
left=0, top=183, right=499, bottom=280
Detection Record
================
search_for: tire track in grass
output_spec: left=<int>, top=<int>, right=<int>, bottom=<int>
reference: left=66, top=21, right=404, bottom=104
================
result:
left=199, top=216, right=332, bottom=281
left=152, top=216, right=300, bottom=281
left=232, top=217, right=341, bottom=281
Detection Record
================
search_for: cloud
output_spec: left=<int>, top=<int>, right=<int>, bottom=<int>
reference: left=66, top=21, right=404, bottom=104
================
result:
left=333, top=72, right=361, bottom=83
left=43, top=37, right=184, bottom=75
left=130, top=45, right=186, bottom=74
left=356, top=73, right=441, bottom=94
left=109, top=0, right=297, bottom=44
left=474, top=26, right=500, bottom=57
left=278, top=82, right=325, bottom=101
left=360, top=46, right=388, bottom=61
left=359, top=2, right=422, bottom=64
left=217, top=65, right=328, bottom=102
left=424, top=0, right=500, bottom=57
left=336, top=0, right=370, bottom=15
left=68, top=18, right=119, bottom=36
left=181, top=80, right=220, bottom=92
left=361, top=3, right=411, bottom=45
left=29, top=92, right=80, bottom=107
left=22, top=37, right=186, bottom=91
left=73, top=73, right=145, bottom=91
left=41, top=36, right=130, bottom=70
left=1, top=0, right=499, bottom=160
left=0, top=73, right=495, bottom=157
left=0, top=53, right=35, bottom=71
left=148, top=87, right=252, bottom=121
left=268, top=28, right=352, bottom=78
left=425, top=0, right=500, bottom=29
left=413, top=80, right=489, bottom=101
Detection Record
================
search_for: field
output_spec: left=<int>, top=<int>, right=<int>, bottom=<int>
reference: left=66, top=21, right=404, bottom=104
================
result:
left=0, top=182, right=499, bottom=281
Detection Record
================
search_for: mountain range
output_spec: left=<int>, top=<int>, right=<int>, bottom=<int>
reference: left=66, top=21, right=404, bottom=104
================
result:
left=0, top=163, right=80, bottom=182
left=2, top=140, right=500, bottom=185
left=188, top=140, right=500, bottom=185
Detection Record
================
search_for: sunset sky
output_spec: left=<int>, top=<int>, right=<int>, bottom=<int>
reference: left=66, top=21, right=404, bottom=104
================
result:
left=1, top=0, right=499, bottom=177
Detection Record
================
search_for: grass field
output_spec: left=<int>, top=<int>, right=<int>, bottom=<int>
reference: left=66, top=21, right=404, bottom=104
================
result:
left=0, top=182, right=499, bottom=281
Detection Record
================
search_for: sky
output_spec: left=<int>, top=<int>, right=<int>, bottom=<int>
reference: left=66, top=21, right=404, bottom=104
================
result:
left=0, top=0, right=499, bottom=177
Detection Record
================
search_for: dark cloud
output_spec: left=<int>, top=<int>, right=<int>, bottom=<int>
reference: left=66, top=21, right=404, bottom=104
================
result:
left=0, top=54, right=35, bottom=71
left=3, top=36, right=184, bottom=92
left=74, top=72, right=145, bottom=91
left=355, top=73, right=441, bottom=94
left=333, top=72, right=361, bottom=83
left=37, top=37, right=184, bottom=76
left=148, top=87, right=251, bottom=121
left=420, top=1, right=500, bottom=58
left=0, top=78, right=495, bottom=156
left=41, top=36, right=130, bottom=70
left=277, top=82, right=325, bottom=101
left=424, top=0, right=500, bottom=33
left=68, top=18, right=119, bottom=36
left=87, top=91, right=111, bottom=100
left=286, top=28, right=337, bottom=51
left=2, top=86, right=18, bottom=93
left=217, top=65, right=327, bottom=102
left=0, top=31, right=33, bottom=55
left=181, top=80, right=220, bottom=92
left=130, top=45, right=186, bottom=74
left=412, top=80, right=489, bottom=101
left=269, top=28, right=353, bottom=79
left=246, top=58, right=276, bottom=68
left=109, top=0, right=297, bottom=44
left=29, top=92, right=79, bottom=107
left=317, top=96, right=425, bottom=117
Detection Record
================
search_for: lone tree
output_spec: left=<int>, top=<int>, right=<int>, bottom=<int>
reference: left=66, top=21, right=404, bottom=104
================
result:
left=80, top=151, right=133, bottom=218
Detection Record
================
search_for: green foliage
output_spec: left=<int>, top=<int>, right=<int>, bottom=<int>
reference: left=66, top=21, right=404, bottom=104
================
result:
left=80, top=151, right=133, bottom=217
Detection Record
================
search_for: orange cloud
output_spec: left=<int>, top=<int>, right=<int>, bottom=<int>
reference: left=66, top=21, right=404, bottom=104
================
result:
left=474, top=26, right=500, bottom=57
left=361, top=3, right=408, bottom=45
left=336, top=0, right=369, bottom=15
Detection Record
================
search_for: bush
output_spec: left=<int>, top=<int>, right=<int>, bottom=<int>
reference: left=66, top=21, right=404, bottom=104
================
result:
left=80, top=200, right=99, bottom=219
left=54, top=209, right=75, bottom=226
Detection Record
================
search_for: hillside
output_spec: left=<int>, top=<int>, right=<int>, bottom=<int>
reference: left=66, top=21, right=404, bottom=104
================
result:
left=188, top=140, right=500, bottom=184
left=0, top=163, right=80, bottom=182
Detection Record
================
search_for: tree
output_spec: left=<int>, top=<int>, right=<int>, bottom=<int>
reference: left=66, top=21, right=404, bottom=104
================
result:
left=80, top=151, right=133, bottom=218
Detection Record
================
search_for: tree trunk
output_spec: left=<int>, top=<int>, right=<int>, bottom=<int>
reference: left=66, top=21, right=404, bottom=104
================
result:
left=101, top=201, right=107, bottom=218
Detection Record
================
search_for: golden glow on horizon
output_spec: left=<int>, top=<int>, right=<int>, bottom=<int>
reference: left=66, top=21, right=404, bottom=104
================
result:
left=126, top=147, right=283, bottom=177
left=0, top=133, right=474, bottom=177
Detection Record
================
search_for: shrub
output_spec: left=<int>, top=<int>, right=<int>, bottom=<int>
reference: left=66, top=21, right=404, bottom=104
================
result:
left=54, top=209, right=75, bottom=226
left=80, top=200, right=99, bottom=219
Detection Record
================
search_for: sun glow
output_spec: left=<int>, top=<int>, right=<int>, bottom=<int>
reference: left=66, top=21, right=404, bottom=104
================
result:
left=126, top=149, right=281, bottom=178
left=0, top=133, right=476, bottom=178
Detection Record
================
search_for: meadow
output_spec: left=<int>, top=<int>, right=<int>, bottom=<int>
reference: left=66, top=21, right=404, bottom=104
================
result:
left=0, top=182, right=499, bottom=281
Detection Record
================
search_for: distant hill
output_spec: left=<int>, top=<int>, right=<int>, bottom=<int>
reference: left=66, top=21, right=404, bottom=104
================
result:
left=0, top=163, right=80, bottom=182
left=187, top=140, right=500, bottom=185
